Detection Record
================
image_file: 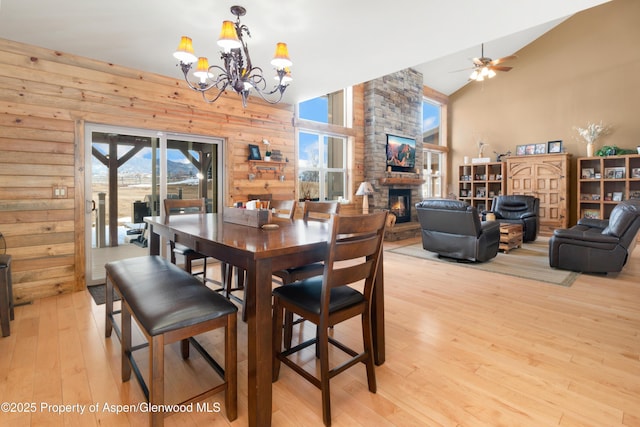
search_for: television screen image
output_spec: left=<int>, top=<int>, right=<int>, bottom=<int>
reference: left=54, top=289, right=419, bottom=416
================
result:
left=386, top=134, right=416, bottom=169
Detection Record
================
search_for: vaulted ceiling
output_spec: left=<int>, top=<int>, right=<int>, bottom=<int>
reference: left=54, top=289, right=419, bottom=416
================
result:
left=0, top=0, right=610, bottom=103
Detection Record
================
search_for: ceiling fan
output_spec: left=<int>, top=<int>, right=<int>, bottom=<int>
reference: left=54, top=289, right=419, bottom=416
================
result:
left=467, top=43, right=517, bottom=81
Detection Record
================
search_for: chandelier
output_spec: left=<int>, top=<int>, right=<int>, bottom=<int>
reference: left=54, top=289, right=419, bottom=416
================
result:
left=173, top=5, right=292, bottom=108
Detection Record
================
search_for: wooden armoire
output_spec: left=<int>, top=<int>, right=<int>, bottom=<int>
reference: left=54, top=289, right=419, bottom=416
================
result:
left=505, top=153, right=571, bottom=235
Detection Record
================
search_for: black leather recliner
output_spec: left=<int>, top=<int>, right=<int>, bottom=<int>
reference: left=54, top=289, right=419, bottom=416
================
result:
left=489, top=195, right=540, bottom=242
left=549, top=200, right=640, bottom=273
left=416, top=199, right=500, bottom=262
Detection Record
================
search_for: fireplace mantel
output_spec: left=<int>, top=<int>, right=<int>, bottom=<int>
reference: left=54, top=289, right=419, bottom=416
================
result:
left=380, top=177, right=424, bottom=186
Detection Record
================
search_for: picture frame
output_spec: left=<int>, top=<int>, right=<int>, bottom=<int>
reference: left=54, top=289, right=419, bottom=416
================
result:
left=547, top=140, right=563, bottom=153
left=248, top=144, right=261, bottom=160
left=516, top=145, right=526, bottom=156
left=581, top=168, right=595, bottom=179
left=525, top=144, right=535, bottom=155
left=582, top=209, right=600, bottom=219
left=591, top=194, right=600, bottom=201
left=612, top=192, right=623, bottom=202
left=633, top=168, right=640, bottom=178
left=534, top=143, right=546, bottom=154
left=604, top=167, right=625, bottom=179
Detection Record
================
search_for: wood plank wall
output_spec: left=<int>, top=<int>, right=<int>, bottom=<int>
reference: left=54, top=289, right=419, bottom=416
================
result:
left=0, top=38, right=303, bottom=303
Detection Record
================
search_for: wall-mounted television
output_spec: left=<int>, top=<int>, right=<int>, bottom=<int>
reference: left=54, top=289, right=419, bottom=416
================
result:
left=386, top=134, right=416, bottom=172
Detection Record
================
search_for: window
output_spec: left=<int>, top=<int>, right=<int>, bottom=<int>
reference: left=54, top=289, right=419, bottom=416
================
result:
left=297, top=88, right=352, bottom=202
left=298, top=89, right=346, bottom=126
left=423, top=99, right=441, bottom=146
left=298, top=132, right=346, bottom=201
left=422, top=150, right=442, bottom=199
left=422, top=97, right=448, bottom=197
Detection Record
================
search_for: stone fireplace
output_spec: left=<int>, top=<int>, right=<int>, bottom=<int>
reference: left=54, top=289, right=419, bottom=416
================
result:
left=388, top=189, right=411, bottom=223
left=363, top=68, right=424, bottom=235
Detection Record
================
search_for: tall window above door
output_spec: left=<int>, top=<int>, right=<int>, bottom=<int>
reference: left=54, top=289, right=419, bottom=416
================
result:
left=423, top=98, right=442, bottom=146
left=296, top=88, right=353, bottom=202
left=421, top=92, right=449, bottom=198
left=298, top=89, right=350, bottom=127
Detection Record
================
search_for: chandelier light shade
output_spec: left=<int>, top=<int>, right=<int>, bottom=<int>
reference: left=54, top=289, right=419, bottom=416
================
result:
left=174, top=36, right=197, bottom=64
left=173, top=5, right=293, bottom=108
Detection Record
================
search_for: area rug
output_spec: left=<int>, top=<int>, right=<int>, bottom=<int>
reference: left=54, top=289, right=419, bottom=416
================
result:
left=388, top=238, right=579, bottom=287
left=88, top=284, right=120, bottom=305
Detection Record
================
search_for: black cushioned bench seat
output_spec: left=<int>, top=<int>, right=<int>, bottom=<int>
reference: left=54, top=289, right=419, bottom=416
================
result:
left=104, top=256, right=237, bottom=427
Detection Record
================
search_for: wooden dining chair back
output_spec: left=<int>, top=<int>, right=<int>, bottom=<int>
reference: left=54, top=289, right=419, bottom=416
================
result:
left=302, top=201, right=340, bottom=221
left=272, top=210, right=388, bottom=426
left=274, top=200, right=341, bottom=347
left=163, top=198, right=209, bottom=281
left=270, top=199, right=297, bottom=219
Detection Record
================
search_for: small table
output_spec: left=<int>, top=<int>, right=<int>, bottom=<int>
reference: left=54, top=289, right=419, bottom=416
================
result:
left=499, top=223, right=523, bottom=253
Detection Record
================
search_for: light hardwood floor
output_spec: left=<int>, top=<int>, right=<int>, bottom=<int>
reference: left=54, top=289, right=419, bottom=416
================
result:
left=1, top=237, right=639, bottom=427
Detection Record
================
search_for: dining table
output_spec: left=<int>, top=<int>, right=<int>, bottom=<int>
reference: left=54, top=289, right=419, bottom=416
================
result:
left=144, top=212, right=385, bottom=427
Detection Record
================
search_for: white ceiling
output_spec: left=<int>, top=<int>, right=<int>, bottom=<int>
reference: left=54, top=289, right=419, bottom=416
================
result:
left=0, top=0, right=609, bottom=103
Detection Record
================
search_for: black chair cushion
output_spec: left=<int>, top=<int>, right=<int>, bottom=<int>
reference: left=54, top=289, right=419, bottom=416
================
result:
left=272, top=276, right=364, bottom=315
left=106, top=256, right=237, bottom=336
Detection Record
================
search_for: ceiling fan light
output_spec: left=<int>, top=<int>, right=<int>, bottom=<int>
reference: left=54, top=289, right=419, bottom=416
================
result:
left=488, top=69, right=496, bottom=79
left=271, top=42, right=292, bottom=69
left=173, top=36, right=198, bottom=64
left=469, top=70, right=479, bottom=80
left=217, top=20, right=242, bottom=51
left=481, top=66, right=490, bottom=77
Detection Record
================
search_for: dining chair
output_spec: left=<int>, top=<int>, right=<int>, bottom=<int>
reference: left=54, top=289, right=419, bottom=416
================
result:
left=273, top=201, right=340, bottom=348
left=270, top=199, right=297, bottom=219
left=222, top=193, right=272, bottom=296
left=271, top=210, right=388, bottom=426
left=225, top=199, right=297, bottom=322
left=163, top=198, right=210, bottom=281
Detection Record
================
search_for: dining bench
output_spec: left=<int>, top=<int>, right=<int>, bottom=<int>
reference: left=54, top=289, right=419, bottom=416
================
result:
left=104, top=256, right=237, bottom=426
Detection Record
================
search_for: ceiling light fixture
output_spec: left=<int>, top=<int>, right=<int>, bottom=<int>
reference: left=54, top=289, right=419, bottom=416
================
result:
left=173, top=5, right=292, bottom=108
left=469, top=43, right=514, bottom=82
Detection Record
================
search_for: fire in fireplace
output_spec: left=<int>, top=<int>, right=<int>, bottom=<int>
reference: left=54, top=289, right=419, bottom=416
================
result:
left=388, top=189, right=411, bottom=223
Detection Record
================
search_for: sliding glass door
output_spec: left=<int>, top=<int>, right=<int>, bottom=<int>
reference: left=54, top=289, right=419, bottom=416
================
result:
left=84, top=124, right=223, bottom=285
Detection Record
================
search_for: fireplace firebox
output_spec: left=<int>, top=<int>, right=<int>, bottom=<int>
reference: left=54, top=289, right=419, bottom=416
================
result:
left=388, top=189, right=411, bottom=223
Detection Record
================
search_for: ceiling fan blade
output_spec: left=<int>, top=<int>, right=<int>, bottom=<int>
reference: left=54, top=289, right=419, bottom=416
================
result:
left=450, top=66, right=475, bottom=73
left=489, top=65, right=513, bottom=72
left=490, top=55, right=517, bottom=66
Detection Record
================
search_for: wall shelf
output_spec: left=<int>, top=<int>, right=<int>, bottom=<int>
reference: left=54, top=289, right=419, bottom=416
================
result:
left=248, top=160, right=286, bottom=178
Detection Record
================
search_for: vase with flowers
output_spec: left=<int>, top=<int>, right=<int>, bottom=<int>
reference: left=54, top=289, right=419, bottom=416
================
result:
left=574, top=121, right=610, bottom=157
left=262, top=139, right=272, bottom=161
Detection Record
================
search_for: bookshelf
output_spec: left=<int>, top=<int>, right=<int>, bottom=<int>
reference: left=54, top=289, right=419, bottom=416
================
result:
left=458, top=162, right=505, bottom=212
left=577, top=154, right=640, bottom=220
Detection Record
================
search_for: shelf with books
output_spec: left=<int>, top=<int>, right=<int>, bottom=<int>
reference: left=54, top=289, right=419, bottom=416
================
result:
left=577, top=154, right=640, bottom=220
left=458, top=162, right=505, bottom=212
